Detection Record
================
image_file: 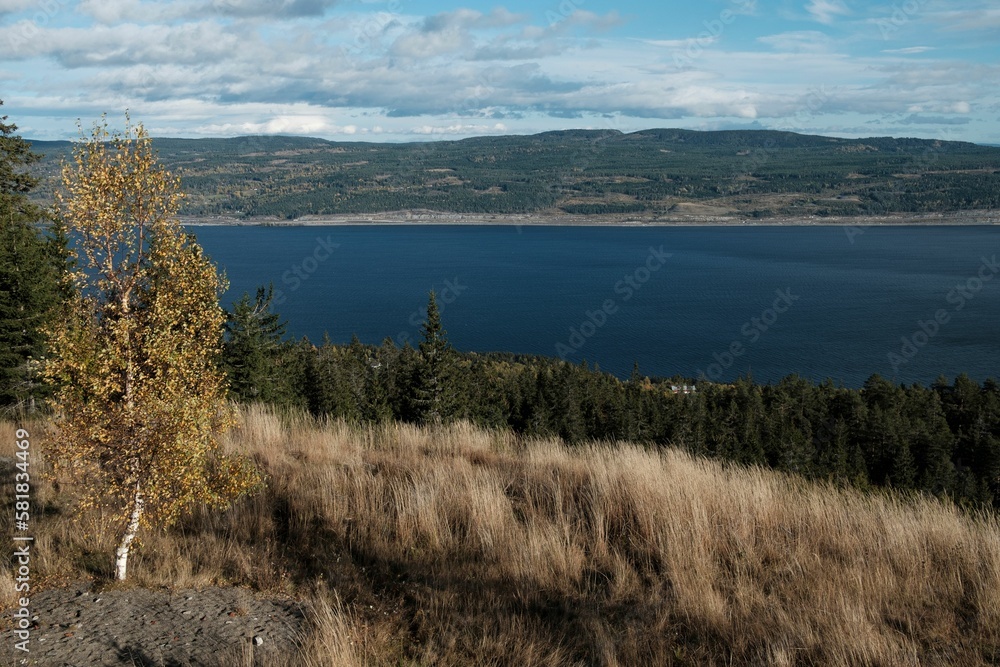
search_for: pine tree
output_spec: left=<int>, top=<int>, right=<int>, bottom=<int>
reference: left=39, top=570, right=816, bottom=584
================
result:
left=0, top=101, right=67, bottom=409
left=45, top=118, right=260, bottom=580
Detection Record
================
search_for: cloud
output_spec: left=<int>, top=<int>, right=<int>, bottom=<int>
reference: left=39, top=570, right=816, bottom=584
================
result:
left=196, top=116, right=361, bottom=136
left=76, top=0, right=340, bottom=23
left=390, top=26, right=471, bottom=59
left=77, top=0, right=152, bottom=23
left=5, top=13, right=987, bottom=133
left=805, top=0, right=850, bottom=24
left=411, top=122, right=508, bottom=135
left=12, top=31, right=981, bottom=133
left=3, top=0, right=997, bottom=144
left=385, top=8, right=618, bottom=62
left=207, top=0, right=340, bottom=19
left=935, top=8, right=1000, bottom=31
left=251, top=116, right=350, bottom=134
left=897, top=114, right=971, bottom=125
left=389, top=8, right=532, bottom=59
left=876, top=61, right=1000, bottom=91
left=757, top=31, right=834, bottom=52
left=421, top=7, right=526, bottom=32
left=640, top=37, right=720, bottom=50
left=557, top=9, right=623, bottom=31
left=881, top=46, right=935, bottom=54
left=924, top=101, right=971, bottom=114
left=1, top=21, right=250, bottom=66
left=733, top=0, right=759, bottom=16
left=0, top=0, right=35, bottom=13
left=471, top=36, right=568, bottom=61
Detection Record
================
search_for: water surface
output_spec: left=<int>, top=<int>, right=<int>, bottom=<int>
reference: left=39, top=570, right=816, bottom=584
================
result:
left=190, top=224, right=1000, bottom=387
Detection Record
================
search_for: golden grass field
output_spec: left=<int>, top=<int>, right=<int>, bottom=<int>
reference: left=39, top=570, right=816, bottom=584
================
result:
left=2, top=405, right=999, bottom=665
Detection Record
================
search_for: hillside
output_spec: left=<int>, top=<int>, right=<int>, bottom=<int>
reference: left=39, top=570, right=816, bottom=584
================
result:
left=2, top=409, right=998, bottom=665
left=27, top=129, right=1000, bottom=221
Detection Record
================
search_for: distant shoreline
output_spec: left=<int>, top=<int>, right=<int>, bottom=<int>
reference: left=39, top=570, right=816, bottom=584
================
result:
left=180, top=209, right=999, bottom=227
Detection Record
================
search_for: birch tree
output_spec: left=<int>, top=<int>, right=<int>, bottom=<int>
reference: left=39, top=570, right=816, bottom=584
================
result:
left=45, top=118, right=260, bottom=580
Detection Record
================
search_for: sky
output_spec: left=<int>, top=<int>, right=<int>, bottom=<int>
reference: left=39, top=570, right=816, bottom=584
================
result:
left=1, top=0, right=998, bottom=143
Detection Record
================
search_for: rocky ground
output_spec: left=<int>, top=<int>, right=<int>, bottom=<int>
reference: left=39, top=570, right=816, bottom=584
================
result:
left=0, top=582, right=306, bottom=666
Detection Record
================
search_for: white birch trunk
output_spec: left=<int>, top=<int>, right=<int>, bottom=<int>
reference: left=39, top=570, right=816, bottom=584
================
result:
left=115, top=484, right=143, bottom=581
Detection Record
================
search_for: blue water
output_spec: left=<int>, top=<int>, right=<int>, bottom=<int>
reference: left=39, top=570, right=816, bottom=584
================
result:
left=188, top=224, right=1000, bottom=388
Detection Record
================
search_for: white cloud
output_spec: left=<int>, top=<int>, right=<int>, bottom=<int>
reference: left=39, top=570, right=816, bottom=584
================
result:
left=757, top=30, right=834, bottom=52
left=640, top=37, right=720, bottom=50
left=411, top=122, right=507, bottom=135
left=6, top=16, right=989, bottom=134
left=390, top=26, right=471, bottom=59
left=906, top=101, right=971, bottom=115
left=190, top=105, right=363, bottom=136
left=388, top=8, right=535, bottom=59
left=384, top=7, right=618, bottom=62
left=77, top=0, right=149, bottom=24
left=805, top=0, right=850, bottom=24
left=206, top=0, right=340, bottom=19
left=76, top=0, right=341, bottom=23
left=558, top=10, right=623, bottom=32
left=1, top=21, right=250, bottom=65
left=935, top=8, right=1000, bottom=31
left=881, top=46, right=935, bottom=54
left=2, top=0, right=997, bottom=143
left=0, top=0, right=34, bottom=13
left=422, top=7, right=527, bottom=32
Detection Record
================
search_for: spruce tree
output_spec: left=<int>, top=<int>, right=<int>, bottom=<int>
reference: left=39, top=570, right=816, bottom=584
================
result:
left=0, top=101, right=67, bottom=409
left=362, top=350, right=393, bottom=423
left=375, top=337, right=409, bottom=421
left=305, top=334, right=345, bottom=417
left=412, top=290, right=455, bottom=424
left=556, top=363, right=586, bottom=442
left=735, top=379, right=766, bottom=466
left=907, top=387, right=956, bottom=496
left=222, top=283, right=288, bottom=404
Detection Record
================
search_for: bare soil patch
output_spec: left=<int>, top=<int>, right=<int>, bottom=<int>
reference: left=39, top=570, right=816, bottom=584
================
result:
left=0, top=582, right=305, bottom=666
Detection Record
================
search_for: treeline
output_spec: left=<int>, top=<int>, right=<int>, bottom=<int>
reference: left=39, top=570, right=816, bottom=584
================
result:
left=223, top=288, right=1000, bottom=510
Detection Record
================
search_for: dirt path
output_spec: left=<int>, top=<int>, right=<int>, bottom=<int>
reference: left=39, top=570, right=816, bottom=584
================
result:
left=0, top=582, right=306, bottom=666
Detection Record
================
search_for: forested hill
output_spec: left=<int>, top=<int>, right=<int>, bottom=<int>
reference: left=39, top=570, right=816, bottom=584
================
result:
left=27, top=128, right=1000, bottom=220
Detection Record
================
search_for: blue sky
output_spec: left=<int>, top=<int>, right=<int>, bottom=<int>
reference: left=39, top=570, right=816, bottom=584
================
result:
left=1, top=0, right=998, bottom=142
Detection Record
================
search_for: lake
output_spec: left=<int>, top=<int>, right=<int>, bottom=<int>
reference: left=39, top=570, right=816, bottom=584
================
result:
left=189, top=224, right=1000, bottom=388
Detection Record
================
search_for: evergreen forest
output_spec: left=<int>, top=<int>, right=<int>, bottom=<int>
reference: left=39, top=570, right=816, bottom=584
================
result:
left=220, top=286, right=1000, bottom=511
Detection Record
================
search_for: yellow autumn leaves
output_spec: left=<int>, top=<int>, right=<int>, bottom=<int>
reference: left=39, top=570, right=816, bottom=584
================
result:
left=44, top=117, right=261, bottom=578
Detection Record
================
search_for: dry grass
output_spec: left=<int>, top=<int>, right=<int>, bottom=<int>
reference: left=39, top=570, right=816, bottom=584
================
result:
left=2, top=404, right=999, bottom=665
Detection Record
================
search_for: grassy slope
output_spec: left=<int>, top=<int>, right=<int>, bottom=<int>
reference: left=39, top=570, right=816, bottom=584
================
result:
left=26, top=129, right=1000, bottom=220
left=2, top=408, right=999, bottom=665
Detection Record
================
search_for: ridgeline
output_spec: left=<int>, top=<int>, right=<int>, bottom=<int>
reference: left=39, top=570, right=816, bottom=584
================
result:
left=28, top=128, right=1000, bottom=222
